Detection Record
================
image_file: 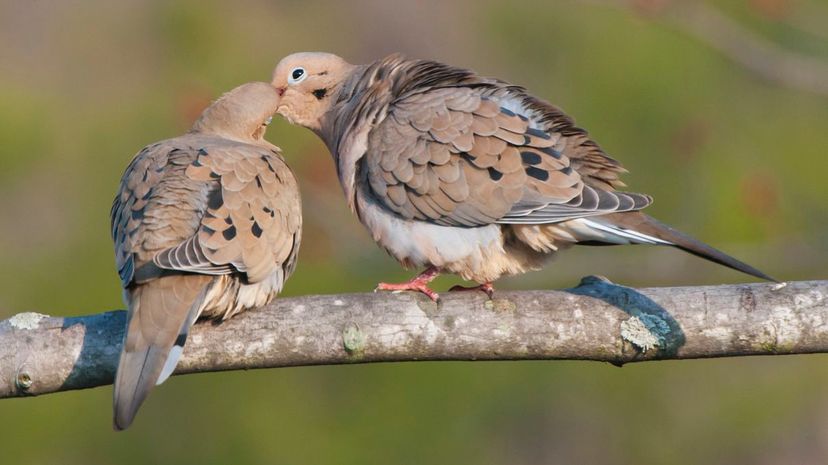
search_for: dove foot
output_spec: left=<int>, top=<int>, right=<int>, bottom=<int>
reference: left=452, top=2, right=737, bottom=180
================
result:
left=449, top=282, right=494, bottom=299
left=376, top=267, right=441, bottom=302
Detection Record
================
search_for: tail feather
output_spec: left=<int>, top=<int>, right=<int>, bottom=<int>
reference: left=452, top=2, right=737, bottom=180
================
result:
left=586, top=212, right=776, bottom=282
left=113, top=275, right=211, bottom=431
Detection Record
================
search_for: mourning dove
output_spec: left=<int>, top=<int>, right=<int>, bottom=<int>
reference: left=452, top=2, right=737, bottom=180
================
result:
left=110, top=82, right=301, bottom=430
left=271, top=52, right=772, bottom=301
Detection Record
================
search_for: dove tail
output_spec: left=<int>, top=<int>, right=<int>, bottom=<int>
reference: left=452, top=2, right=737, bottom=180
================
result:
left=581, top=212, right=776, bottom=282
left=113, top=275, right=210, bottom=431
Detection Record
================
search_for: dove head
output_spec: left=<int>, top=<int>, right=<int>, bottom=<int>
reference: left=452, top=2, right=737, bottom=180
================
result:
left=271, top=52, right=355, bottom=132
left=191, top=81, right=280, bottom=143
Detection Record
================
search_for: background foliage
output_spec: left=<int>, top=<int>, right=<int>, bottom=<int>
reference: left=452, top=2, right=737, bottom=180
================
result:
left=0, top=0, right=826, bottom=463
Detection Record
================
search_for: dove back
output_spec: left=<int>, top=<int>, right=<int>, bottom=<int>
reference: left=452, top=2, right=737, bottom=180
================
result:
left=110, top=82, right=301, bottom=429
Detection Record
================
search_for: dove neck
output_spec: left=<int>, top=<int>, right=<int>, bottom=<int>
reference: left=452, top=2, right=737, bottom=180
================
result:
left=318, top=64, right=396, bottom=213
left=190, top=82, right=279, bottom=144
left=191, top=112, right=258, bottom=144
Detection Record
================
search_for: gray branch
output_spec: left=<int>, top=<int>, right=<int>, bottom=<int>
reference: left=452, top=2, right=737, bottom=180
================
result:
left=1, top=278, right=826, bottom=399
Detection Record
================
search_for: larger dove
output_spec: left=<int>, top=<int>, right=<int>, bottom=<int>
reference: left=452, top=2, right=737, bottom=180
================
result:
left=110, top=82, right=301, bottom=430
left=271, top=52, right=771, bottom=301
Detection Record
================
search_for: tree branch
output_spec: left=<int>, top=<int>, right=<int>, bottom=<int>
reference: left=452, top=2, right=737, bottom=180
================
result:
left=1, top=278, right=825, bottom=399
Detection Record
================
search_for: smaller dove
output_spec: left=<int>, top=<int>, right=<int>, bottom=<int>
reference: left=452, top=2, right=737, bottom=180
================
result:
left=110, top=82, right=301, bottom=430
left=271, top=52, right=772, bottom=301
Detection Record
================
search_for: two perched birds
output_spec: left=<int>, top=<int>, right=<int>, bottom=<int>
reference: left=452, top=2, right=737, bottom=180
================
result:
left=111, top=52, right=773, bottom=429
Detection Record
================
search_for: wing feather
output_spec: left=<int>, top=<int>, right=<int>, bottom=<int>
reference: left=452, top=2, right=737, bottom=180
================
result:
left=112, top=139, right=301, bottom=287
left=364, top=83, right=651, bottom=228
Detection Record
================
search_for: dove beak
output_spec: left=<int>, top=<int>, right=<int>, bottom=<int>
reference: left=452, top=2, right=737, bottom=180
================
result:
left=276, top=87, right=285, bottom=97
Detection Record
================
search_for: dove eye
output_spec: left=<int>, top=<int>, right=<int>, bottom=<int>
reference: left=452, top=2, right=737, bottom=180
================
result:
left=288, top=67, right=307, bottom=84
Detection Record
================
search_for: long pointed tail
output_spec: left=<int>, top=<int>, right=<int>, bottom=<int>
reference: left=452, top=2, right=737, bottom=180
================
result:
left=113, top=274, right=211, bottom=430
left=582, top=212, right=776, bottom=282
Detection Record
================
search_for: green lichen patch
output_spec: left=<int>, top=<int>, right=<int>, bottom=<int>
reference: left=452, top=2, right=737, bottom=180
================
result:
left=620, top=314, right=669, bottom=353
left=342, top=323, right=365, bottom=358
left=8, top=312, right=48, bottom=330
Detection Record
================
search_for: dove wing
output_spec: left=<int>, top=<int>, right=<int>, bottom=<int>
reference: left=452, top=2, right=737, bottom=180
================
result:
left=363, top=83, right=651, bottom=228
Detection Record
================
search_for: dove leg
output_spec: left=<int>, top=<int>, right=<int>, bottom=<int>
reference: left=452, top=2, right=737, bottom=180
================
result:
left=449, top=282, right=495, bottom=299
left=376, top=266, right=441, bottom=302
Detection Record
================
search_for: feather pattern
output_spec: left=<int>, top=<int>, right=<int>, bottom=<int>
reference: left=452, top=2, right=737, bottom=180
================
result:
left=319, top=55, right=650, bottom=229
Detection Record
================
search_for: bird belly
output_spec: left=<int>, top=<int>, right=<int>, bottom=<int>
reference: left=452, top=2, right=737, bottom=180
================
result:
left=356, top=189, right=546, bottom=282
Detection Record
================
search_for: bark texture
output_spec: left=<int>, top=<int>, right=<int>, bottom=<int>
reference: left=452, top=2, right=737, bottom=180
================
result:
left=1, top=278, right=825, bottom=399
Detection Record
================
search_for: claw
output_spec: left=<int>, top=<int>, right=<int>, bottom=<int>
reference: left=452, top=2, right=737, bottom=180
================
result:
left=375, top=266, right=441, bottom=302
left=449, top=282, right=494, bottom=299
left=376, top=281, right=440, bottom=302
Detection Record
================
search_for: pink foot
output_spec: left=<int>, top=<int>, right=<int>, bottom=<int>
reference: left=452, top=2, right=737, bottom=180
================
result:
left=376, top=267, right=441, bottom=302
left=449, top=282, right=495, bottom=299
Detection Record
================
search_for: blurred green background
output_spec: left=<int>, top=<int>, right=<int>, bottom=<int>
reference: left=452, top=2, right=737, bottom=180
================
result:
left=1, top=0, right=827, bottom=463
